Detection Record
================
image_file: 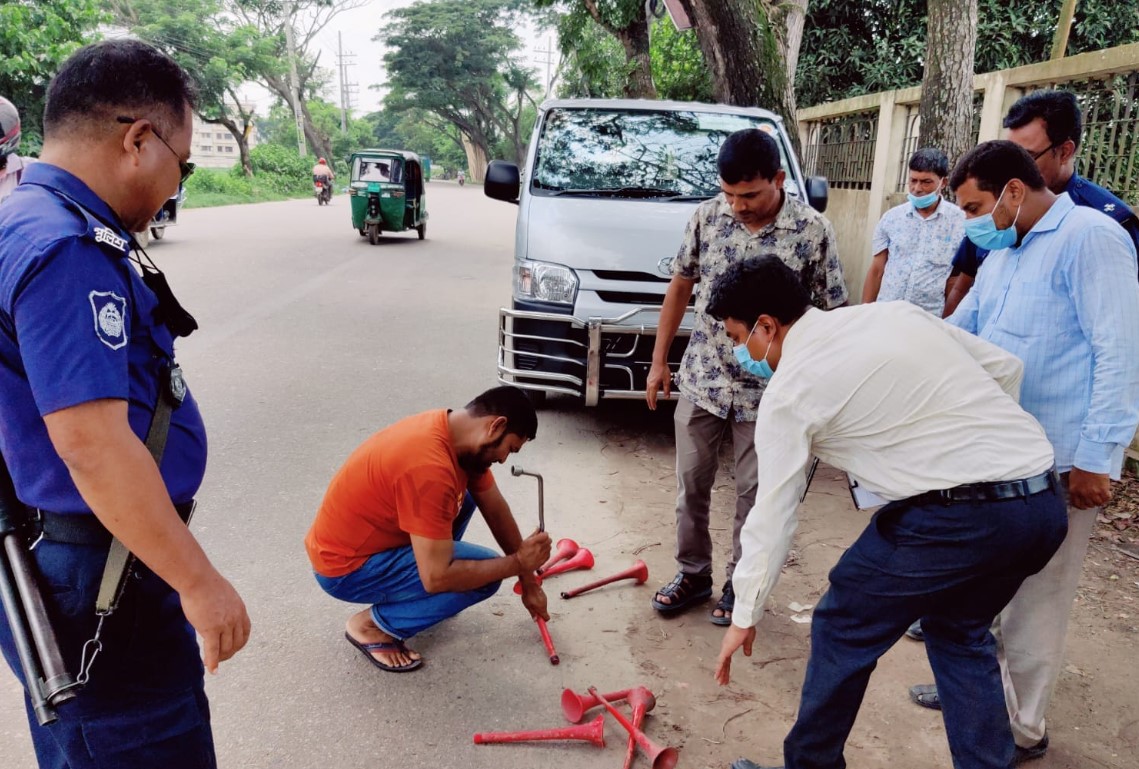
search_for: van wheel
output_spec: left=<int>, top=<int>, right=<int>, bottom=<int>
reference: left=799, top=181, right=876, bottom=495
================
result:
left=417, top=223, right=426, bottom=240
left=368, top=223, right=380, bottom=245
left=134, top=228, right=150, bottom=248
left=151, top=227, right=165, bottom=240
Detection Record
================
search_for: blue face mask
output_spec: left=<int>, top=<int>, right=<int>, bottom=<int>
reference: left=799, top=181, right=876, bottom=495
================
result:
left=964, top=184, right=1021, bottom=251
left=907, top=189, right=941, bottom=210
left=734, top=322, right=774, bottom=379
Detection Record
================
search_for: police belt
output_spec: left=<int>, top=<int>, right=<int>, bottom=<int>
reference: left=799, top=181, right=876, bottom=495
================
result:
left=908, top=469, right=1058, bottom=507
left=32, top=502, right=195, bottom=548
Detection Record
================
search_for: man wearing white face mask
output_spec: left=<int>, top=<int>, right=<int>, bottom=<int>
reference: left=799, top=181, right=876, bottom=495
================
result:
left=861, top=148, right=965, bottom=315
left=708, top=256, right=1067, bottom=769
left=906, top=140, right=1139, bottom=765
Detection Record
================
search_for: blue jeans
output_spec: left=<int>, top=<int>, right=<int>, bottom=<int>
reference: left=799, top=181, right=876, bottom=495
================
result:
left=314, top=493, right=502, bottom=640
left=783, top=488, right=1068, bottom=769
left=0, top=539, right=214, bottom=769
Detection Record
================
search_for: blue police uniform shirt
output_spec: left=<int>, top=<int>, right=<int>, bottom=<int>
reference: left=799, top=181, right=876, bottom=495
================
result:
left=952, top=173, right=1139, bottom=278
left=0, top=163, right=207, bottom=513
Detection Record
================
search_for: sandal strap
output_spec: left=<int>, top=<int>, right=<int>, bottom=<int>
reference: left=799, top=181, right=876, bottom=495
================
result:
left=657, top=572, right=710, bottom=600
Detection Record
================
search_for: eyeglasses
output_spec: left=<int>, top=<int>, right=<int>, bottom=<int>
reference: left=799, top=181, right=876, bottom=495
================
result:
left=116, top=116, right=195, bottom=183
left=1029, top=142, right=1058, bottom=161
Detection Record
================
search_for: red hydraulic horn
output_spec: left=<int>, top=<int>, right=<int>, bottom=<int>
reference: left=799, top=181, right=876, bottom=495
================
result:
left=540, top=548, right=595, bottom=579
left=561, top=560, right=649, bottom=599
left=473, top=713, right=605, bottom=747
left=622, top=687, right=658, bottom=769
left=538, top=538, right=580, bottom=574
left=561, top=687, right=632, bottom=724
left=588, top=687, right=678, bottom=769
left=535, top=616, right=559, bottom=665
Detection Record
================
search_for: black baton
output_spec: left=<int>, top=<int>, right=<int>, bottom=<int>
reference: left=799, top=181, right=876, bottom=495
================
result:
left=0, top=456, right=77, bottom=724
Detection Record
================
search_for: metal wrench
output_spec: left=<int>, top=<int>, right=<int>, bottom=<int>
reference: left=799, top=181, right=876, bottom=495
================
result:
left=510, top=465, right=544, bottom=532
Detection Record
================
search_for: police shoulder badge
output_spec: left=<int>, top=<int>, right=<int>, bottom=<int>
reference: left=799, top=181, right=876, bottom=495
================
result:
left=88, top=290, right=128, bottom=350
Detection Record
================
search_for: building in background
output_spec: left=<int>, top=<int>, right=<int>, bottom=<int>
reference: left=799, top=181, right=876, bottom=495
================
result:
left=191, top=112, right=258, bottom=170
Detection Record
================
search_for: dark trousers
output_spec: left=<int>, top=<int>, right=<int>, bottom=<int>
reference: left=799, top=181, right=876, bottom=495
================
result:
left=784, top=488, right=1068, bottom=769
left=0, top=539, right=215, bottom=769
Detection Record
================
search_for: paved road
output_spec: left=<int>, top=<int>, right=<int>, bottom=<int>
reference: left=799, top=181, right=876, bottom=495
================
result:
left=0, top=184, right=677, bottom=768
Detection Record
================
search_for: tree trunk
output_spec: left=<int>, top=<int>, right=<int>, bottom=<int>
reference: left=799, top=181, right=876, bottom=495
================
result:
left=299, top=99, right=333, bottom=162
left=209, top=115, right=254, bottom=178
left=461, top=135, right=490, bottom=182
left=917, top=0, right=978, bottom=169
left=679, top=0, right=795, bottom=145
left=616, top=21, right=657, bottom=99
left=777, top=0, right=809, bottom=116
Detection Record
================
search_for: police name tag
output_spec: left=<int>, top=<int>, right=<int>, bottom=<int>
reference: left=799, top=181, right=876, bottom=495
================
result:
left=94, top=227, right=128, bottom=253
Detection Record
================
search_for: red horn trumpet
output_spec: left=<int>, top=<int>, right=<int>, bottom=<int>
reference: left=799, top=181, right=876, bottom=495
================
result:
left=588, top=687, right=678, bottom=769
left=561, top=687, right=633, bottom=724
left=538, top=538, right=580, bottom=574
left=540, top=548, right=595, bottom=579
left=535, top=616, right=559, bottom=665
left=561, top=560, right=649, bottom=599
left=622, top=687, right=658, bottom=769
left=473, top=713, right=606, bottom=747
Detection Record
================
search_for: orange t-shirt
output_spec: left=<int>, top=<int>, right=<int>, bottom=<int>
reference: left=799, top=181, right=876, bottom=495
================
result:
left=304, top=410, right=494, bottom=577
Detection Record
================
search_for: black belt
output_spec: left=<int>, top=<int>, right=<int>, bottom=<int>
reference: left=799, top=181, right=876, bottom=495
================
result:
left=910, top=470, right=1057, bottom=507
left=32, top=502, right=195, bottom=547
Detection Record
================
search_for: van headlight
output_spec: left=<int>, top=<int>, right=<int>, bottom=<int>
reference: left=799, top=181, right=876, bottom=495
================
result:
left=514, top=260, right=578, bottom=305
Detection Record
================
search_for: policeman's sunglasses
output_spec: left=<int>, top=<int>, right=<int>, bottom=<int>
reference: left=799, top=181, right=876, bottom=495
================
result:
left=116, top=116, right=195, bottom=182
left=1029, top=142, right=1058, bottom=161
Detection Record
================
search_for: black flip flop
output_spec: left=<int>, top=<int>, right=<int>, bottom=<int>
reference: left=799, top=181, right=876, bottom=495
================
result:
left=651, top=572, right=713, bottom=615
left=344, top=631, right=424, bottom=673
left=909, top=683, right=941, bottom=710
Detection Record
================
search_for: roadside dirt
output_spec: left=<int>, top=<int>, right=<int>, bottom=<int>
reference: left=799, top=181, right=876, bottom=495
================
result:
left=583, top=402, right=1138, bottom=769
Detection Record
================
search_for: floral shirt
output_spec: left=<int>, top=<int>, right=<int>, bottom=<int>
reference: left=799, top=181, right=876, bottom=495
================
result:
left=673, top=192, right=849, bottom=422
left=872, top=199, right=965, bottom=315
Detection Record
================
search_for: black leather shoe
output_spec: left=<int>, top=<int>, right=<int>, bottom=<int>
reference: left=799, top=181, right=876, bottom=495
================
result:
left=905, top=619, right=924, bottom=641
left=1013, top=733, right=1048, bottom=765
left=730, top=760, right=783, bottom=769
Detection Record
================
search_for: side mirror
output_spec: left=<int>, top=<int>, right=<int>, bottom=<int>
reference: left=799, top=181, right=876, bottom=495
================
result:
left=485, top=160, right=521, bottom=204
left=806, top=176, right=829, bottom=213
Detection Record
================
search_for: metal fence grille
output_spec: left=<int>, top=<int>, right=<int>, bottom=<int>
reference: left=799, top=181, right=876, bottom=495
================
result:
left=802, top=111, right=878, bottom=190
left=894, top=93, right=985, bottom=192
left=1031, top=72, right=1139, bottom=205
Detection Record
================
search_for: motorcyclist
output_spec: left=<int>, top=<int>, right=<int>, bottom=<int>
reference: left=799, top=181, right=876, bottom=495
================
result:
left=312, top=157, right=334, bottom=200
left=0, top=96, right=29, bottom=204
left=457, top=169, right=465, bottom=186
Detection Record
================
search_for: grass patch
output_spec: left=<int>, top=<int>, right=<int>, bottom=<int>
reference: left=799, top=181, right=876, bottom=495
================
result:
left=183, top=189, right=308, bottom=209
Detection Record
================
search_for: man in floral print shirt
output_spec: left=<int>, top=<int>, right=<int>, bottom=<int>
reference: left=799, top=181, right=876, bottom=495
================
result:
left=646, top=128, right=848, bottom=624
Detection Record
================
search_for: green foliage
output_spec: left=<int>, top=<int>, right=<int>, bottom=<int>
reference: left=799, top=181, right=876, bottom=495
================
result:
left=0, top=0, right=106, bottom=152
left=553, top=9, right=629, bottom=97
left=368, top=109, right=468, bottom=170
left=797, top=0, right=1139, bottom=107
left=185, top=167, right=253, bottom=197
left=248, top=143, right=311, bottom=179
left=649, top=18, right=711, bottom=102
left=379, top=0, right=539, bottom=164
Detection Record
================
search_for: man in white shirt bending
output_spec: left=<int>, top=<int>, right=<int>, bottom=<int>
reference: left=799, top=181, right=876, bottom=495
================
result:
left=709, top=256, right=1068, bottom=769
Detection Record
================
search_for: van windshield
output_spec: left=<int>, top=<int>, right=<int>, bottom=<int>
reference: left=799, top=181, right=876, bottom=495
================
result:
left=530, top=108, right=789, bottom=199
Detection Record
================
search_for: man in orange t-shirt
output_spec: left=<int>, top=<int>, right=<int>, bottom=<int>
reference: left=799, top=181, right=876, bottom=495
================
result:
left=305, top=386, right=551, bottom=672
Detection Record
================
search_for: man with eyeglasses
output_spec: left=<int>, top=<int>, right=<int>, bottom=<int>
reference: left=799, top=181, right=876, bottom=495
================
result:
left=0, top=40, right=248, bottom=768
left=943, top=89, right=1139, bottom=317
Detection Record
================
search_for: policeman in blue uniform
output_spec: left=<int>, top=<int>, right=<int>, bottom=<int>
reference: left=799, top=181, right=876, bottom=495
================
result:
left=943, top=89, right=1139, bottom=318
left=0, top=40, right=249, bottom=768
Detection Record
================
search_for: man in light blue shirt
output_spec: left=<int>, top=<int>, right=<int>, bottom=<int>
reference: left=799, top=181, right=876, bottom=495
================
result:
left=862, top=148, right=965, bottom=315
left=909, top=140, right=1139, bottom=765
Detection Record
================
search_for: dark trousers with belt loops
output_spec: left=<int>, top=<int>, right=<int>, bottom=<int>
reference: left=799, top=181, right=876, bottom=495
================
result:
left=783, top=486, right=1067, bottom=769
left=0, top=538, right=215, bottom=769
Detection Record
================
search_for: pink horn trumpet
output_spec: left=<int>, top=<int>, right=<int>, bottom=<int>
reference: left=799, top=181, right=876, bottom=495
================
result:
left=473, top=713, right=606, bottom=747
left=538, top=538, right=580, bottom=574
left=535, top=616, right=559, bottom=665
left=561, top=560, right=649, bottom=599
left=539, top=548, right=595, bottom=579
left=588, top=687, right=679, bottom=769
left=560, top=687, right=633, bottom=724
left=622, top=687, right=658, bottom=769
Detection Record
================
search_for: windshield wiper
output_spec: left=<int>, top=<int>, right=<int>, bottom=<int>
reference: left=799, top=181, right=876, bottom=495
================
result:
left=546, top=186, right=684, bottom=199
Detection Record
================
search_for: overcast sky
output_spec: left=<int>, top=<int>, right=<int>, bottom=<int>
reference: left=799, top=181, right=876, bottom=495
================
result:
left=242, top=0, right=554, bottom=118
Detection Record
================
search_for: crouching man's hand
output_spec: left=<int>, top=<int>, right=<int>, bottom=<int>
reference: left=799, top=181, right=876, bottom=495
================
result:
left=515, top=529, right=552, bottom=573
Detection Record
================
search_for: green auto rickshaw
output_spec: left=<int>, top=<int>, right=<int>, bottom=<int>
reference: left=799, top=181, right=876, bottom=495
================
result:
left=348, top=149, right=428, bottom=245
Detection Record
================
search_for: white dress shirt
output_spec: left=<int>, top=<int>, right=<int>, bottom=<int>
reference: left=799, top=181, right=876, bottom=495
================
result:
left=731, top=302, right=1056, bottom=629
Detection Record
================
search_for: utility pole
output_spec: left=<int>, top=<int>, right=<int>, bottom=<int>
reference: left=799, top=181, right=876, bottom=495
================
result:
left=534, top=36, right=557, bottom=98
left=284, top=1, right=306, bottom=156
left=1051, top=0, right=1079, bottom=60
left=337, top=31, right=358, bottom=133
